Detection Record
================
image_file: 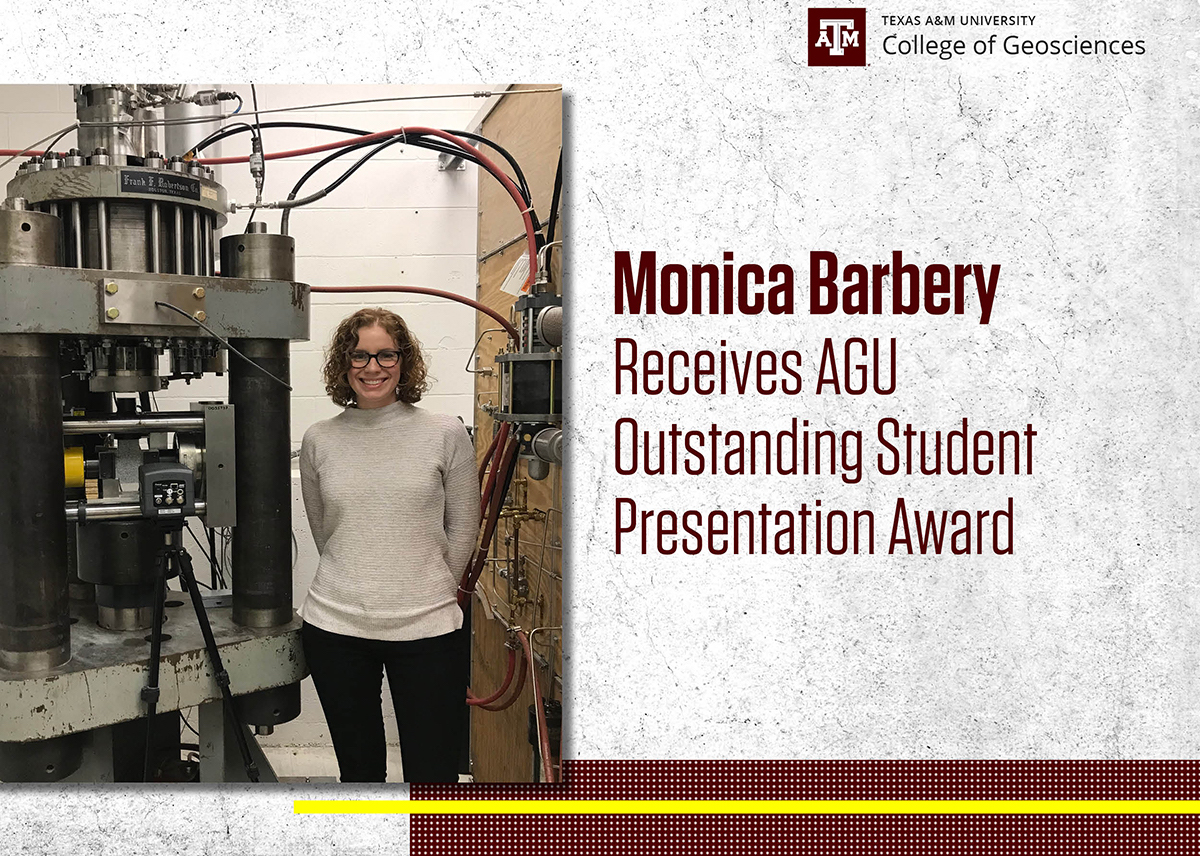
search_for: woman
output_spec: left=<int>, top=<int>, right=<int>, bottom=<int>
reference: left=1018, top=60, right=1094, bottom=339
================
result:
left=299, top=307, right=481, bottom=783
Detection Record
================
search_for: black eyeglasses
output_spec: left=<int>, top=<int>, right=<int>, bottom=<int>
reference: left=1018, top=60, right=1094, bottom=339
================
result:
left=350, top=350, right=401, bottom=368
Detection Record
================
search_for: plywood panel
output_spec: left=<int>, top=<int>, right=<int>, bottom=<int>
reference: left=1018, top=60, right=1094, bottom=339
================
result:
left=470, top=85, right=563, bottom=782
left=468, top=596, right=557, bottom=783
left=477, top=85, right=562, bottom=256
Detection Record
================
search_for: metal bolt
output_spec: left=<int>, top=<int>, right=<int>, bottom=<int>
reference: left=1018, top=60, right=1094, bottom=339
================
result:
left=105, top=308, right=120, bottom=320
left=194, top=311, right=206, bottom=322
left=192, top=287, right=205, bottom=300
left=105, top=282, right=118, bottom=295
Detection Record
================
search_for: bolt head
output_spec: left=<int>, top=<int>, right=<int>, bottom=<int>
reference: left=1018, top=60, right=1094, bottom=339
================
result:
left=192, top=287, right=206, bottom=300
left=105, top=282, right=118, bottom=295
left=194, top=311, right=207, bottom=323
left=105, top=308, right=120, bottom=320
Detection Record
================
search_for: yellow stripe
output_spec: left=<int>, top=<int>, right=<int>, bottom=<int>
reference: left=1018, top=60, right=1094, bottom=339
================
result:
left=293, top=800, right=1200, bottom=815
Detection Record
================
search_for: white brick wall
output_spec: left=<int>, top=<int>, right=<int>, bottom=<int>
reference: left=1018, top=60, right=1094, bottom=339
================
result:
left=0, top=84, right=488, bottom=780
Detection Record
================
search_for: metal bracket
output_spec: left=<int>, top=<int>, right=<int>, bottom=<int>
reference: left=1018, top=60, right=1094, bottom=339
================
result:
left=438, top=152, right=467, bottom=172
left=195, top=402, right=236, bottom=528
left=466, top=328, right=503, bottom=376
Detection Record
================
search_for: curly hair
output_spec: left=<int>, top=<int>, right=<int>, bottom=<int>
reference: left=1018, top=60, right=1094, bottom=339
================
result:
left=322, top=307, right=430, bottom=407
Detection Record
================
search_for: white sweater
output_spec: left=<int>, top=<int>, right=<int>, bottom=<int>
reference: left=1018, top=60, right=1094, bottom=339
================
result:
left=298, top=401, right=481, bottom=641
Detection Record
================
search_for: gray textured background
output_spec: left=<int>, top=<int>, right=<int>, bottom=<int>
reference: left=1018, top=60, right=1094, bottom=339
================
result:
left=2, top=0, right=1198, bottom=852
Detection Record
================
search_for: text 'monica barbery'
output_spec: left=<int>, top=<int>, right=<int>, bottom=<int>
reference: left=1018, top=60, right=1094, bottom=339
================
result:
left=615, top=250, right=1001, bottom=324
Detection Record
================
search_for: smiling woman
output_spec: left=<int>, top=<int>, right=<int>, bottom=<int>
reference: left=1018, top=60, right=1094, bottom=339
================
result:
left=298, top=307, right=480, bottom=783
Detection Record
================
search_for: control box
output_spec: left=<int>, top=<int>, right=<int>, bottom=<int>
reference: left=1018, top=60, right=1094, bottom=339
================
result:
left=139, top=462, right=196, bottom=520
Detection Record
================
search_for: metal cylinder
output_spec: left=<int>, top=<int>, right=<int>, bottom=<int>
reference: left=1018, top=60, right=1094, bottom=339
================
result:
left=63, top=415, right=205, bottom=436
left=220, top=232, right=295, bottom=281
left=0, top=209, right=60, bottom=266
left=66, top=500, right=207, bottom=523
left=536, top=305, right=563, bottom=348
left=95, top=200, right=109, bottom=270
left=149, top=202, right=161, bottom=273
left=76, top=86, right=135, bottom=161
left=84, top=199, right=157, bottom=272
left=532, top=427, right=563, bottom=465
left=230, top=338, right=292, bottom=627
left=173, top=204, right=183, bottom=275
left=0, top=732, right=84, bottom=782
left=0, top=335, right=70, bottom=671
left=76, top=520, right=164, bottom=631
left=190, top=211, right=201, bottom=276
left=94, top=584, right=158, bottom=631
left=75, top=520, right=161, bottom=587
left=201, top=214, right=212, bottom=275
left=70, top=202, right=82, bottom=267
left=131, top=106, right=159, bottom=158
left=163, top=89, right=221, bottom=157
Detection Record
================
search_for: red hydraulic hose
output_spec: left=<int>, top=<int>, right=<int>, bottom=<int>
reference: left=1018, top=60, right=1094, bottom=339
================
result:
left=519, top=629, right=556, bottom=783
left=197, top=128, right=401, bottom=165
left=479, top=646, right=527, bottom=712
left=459, top=434, right=519, bottom=605
left=478, top=425, right=502, bottom=485
left=479, top=423, right=512, bottom=517
left=466, top=643, right=519, bottom=707
left=201, top=126, right=538, bottom=293
left=310, top=285, right=518, bottom=342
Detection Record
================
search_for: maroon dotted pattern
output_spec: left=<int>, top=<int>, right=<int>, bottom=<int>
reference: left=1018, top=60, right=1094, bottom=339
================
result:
left=412, top=760, right=1200, bottom=800
left=411, top=816, right=1200, bottom=855
left=411, top=762, right=1200, bottom=853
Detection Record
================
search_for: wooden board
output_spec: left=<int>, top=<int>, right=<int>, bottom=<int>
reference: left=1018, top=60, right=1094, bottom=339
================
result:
left=470, top=85, right=564, bottom=782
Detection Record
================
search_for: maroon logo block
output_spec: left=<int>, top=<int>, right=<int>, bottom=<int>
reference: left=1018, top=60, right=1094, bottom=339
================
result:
left=808, top=8, right=867, bottom=66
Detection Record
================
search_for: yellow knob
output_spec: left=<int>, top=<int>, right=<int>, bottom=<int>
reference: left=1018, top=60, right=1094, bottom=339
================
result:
left=105, top=307, right=120, bottom=320
left=105, top=282, right=118, bottom=295
left=63, top=447, right=84, bottom=489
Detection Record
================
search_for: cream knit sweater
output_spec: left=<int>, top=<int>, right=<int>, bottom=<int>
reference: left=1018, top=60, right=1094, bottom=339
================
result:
left=298, top=401, right=480, bottom=641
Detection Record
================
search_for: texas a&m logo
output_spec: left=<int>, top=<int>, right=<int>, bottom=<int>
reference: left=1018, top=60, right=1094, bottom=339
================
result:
left=808, top=8, right=867, bottom=66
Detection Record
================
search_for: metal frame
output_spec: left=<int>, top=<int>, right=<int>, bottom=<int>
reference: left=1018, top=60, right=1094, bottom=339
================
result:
left=0, top=604, right=304, bottom=744
left=0, top=264, right=308, bottom=339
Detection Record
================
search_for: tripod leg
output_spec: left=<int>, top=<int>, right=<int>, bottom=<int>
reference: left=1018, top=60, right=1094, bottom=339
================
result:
left=142, top=547, right=169, bottom=782
left=208, top=527, right=219, bottom=589
left=176, top=547, right=260, bottom=783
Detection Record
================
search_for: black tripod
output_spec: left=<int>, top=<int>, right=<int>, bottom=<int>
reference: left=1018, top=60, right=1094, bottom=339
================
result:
left=142, top=526, right=259, bottom=783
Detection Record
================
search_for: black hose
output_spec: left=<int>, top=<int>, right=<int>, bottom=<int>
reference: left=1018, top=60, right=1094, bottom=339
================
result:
left=546, top=148, right=563, bottom=244
left=187, top=121, right=373, bottom=157
left=192, top=122, right=546, bottom=243
left=280, top=137, right=401, bottom=234
left=443, top=129, right=533, bottom=205
left=280, top=132, right=543, bottom=237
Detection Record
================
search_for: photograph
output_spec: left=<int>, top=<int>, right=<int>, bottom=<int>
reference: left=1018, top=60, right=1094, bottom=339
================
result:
left=0, top=83, right=563, bottom=785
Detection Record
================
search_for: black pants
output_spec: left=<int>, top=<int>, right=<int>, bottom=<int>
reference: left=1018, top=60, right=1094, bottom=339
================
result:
left=302, top=621, right=466, bottom=783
